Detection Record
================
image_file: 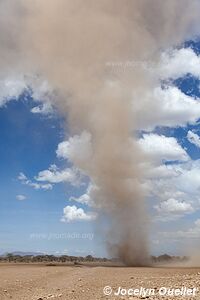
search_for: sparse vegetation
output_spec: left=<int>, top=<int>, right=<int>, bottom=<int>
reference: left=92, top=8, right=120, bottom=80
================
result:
left=0, top=253, right=188, bottom=264
left=0, top=253, right=109, bottom=264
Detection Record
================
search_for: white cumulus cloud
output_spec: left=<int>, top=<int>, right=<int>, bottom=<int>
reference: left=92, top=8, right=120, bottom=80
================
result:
left=155, top=198, right=194, bottom=214
left=145, top=159, right=200, bottom=222
left=35, top=165, right=81, bottom=186
left=69, top=183, right=98, bottom=207
left=134, top=86, right=200, bottom=130
left=0, top=76, right=27, bottom=106
left=56, top=131, right=92, bottom=170
left=61, top=205, right=97, bottom=223
left=138, top=133, right=188, bottom=163
left=159, top=48, right=200, bottom=80
left=18, top=172, right=53, bottom=190
left=0, top=75, right=54, bottom=115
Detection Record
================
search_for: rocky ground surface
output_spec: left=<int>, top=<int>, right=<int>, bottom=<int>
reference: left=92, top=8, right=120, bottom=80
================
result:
left=0, top=264, right=200, bottom=300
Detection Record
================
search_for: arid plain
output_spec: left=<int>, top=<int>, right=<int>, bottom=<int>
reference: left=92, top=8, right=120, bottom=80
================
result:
left=1, top=264, right=200, bottom=300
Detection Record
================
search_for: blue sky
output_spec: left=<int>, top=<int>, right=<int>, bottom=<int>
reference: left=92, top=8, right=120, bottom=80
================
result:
left=1, top=39, right=200, bottom=257
left=0, top=95, right=102, bottom=257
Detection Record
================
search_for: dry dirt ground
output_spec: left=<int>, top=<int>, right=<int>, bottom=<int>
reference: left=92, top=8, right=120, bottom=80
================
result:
left=0, top=264, right=200, bottom=300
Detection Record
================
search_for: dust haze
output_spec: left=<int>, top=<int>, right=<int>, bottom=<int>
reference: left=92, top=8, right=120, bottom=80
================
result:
left=1, top=0, right=200, bottom=266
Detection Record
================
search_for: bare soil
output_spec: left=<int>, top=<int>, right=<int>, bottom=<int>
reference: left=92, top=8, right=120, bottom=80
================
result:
left=0, top=264, right=200, bottom=299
